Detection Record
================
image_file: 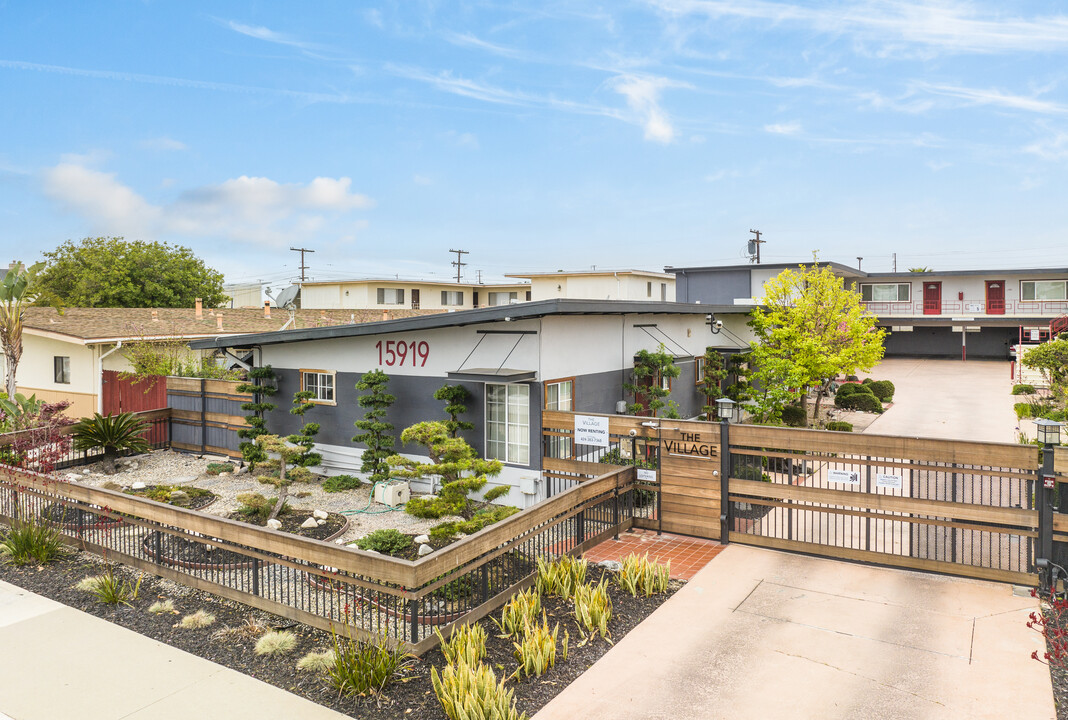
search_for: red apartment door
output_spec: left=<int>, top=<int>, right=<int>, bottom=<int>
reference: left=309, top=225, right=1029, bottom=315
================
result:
left=985, top=281, right=1005, bottom=315
left=923, top=282, right=942, bottom=315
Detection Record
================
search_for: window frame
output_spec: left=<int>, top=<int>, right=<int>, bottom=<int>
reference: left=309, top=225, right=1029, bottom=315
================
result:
left=485, top=383, right=530, bottom=466
left=299, top=368, right=337, bottom=405
left=1021, top=280, right=1067, bottom=302
left=487, top=291, right=518, bottom=306
left=54, top=356, right=71, bottom=384
left=376, top=287, right=406, bottom=305
left=543, top=377, right=574, bottom=460
left=440, top=290, right=465, bottom=307
left=859, top=283, right=911, bottom=303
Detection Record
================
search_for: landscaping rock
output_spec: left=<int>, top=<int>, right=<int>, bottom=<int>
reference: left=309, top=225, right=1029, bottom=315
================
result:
left=234, top=466, right=248, bottom=475
left=131, top=481, right=146, bottom=490
left=418, top=543, right=433, bottom=557
left=301, top=517, right=319, bottom=529
left=313, top=509, right=328, bottom=520
left=414, top=534, right=430, bottom=545
left=266, top=519, right=282, bottom=530
left=168, top=490, right=190, bottom=506
left=598, top=560, right=623, bottom=572
left=64, top=473, right=81, bottom=482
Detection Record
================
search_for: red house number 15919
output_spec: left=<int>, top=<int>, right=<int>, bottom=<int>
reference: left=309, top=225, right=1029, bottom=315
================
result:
left=376, top=340, right=429, bottom=367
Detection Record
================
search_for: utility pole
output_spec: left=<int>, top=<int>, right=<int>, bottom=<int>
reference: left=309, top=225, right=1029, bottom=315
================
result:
left=748, top=229, right=764, bottom=264
left=290, top=246, right=315, bottom=282
left=856, top=256, right=863, bottom=270
left=450, top=248, right=468, bottom=283
left=476, top=270, right=483, bottom=284
left=892, top=252, right=897, bottom=273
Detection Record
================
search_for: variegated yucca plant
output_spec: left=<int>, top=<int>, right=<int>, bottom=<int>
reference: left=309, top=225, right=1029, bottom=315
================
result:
left=535, top=555, right=587, bottom=600
left=436, top=622, right=487, bottom=667
left=617, top=552, right=671, bottom=597
left=493, top=587, right=541, bottom=639
left=431, top=659, right=526, bottom=720
left=511, top=612, right=568, bottom=681
left=574, top=577, right=612, bottom=643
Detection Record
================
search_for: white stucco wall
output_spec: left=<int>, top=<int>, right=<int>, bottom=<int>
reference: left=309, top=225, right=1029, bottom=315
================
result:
left=528, top=275, right=674, bottom=302
left=299, top=282, right=528, bottom=310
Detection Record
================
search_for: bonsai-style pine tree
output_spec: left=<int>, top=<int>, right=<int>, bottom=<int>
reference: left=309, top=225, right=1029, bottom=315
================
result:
left=623, top=344, right=681, bottom=418
left=352, top=369, right=395, bottom=485
left=253, top=434, right=311, bottom=521
left=389, top=421, right=515, bottom=537
left=434, top=383, right=474, bottom=437
left=288, top=389, right=321, bottom=469
left=698, top=348, right=728, bottom=419
left=236, top=366, right=277, bottom=470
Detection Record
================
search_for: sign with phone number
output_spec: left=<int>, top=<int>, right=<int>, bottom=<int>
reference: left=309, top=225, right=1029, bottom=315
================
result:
left=376, top=339, right=430, bottom=367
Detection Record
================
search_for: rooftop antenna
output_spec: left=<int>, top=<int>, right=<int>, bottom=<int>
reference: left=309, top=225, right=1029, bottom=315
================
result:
left=747, top=229, right=764, bottom=264
left=856, top=256, right=863, bottom=270
left=450, top=248, right=468, bottom=283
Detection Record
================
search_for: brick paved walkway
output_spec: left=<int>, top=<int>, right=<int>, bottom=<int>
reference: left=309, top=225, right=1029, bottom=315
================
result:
left=583, top=528, right=725, bottom=580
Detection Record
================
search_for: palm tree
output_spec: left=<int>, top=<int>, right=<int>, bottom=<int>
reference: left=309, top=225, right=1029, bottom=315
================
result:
left=72, top=413, right=150, bottom=474
left=0, top=262, right=59, bottom=399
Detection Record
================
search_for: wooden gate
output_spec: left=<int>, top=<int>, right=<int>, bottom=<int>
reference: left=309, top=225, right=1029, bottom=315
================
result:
left=101, top=370, right=167, bottom=415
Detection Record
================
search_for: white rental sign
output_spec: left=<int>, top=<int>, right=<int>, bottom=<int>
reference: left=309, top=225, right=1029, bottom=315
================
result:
left=574, top=415, right=610, bottom=447
left=828, top=469, right=860, bottom=485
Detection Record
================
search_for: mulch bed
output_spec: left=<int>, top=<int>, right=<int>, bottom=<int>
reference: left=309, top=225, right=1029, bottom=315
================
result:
left=233, top=510, right=348, bottom=542
left=0, top=551, right=678, bottom=719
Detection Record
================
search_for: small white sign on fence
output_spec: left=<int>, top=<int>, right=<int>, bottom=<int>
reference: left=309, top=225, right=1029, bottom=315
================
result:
left=636, top=468, right=658, bottom=483
left=828, top=469, right=860, bottom=485
left=876, top=473, right=902, bottom=490
left=574, top=414, right=610, bottom=447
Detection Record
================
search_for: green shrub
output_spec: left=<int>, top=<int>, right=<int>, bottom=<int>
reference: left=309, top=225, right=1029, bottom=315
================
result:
left=573, top=578, right=612, bottom=641
left=836, top=393, right=884, bottom=413
left=867, top=380, right=895, bottom=401
left=1012, top=384, right=1036, bottom=395
left=493, top=588, right=542, bottom=639
left=861, top=377, right=873, bottom=384
left=535, top=556, right=587, bottom=601
left=512, top=613, right=567, bottom=681
left=322, top=474, right=362, bottom=493
left=327, top=629, right=413, bottom=697
left=780, top=404, right=806, bottom=427
left=431, top=660, right=526, bottom=720
left=429, top=505, right=520, bottom=541
left=255, top=630, right=297, bottom=655
left=436, top=623, right=487, bottom=667
left=235, top=493, right=286, bottom=523
left=825, top=421, right=854, bottom=432
left=72, top=412, right=151, bottom=474
left=355, top=529, right=413, bottom=555
left=205, top=462, right=234, bottom=476
left=835, top=383, right=873, bottom=399
left=0, top=518, right=66, bottom=566
left=731, top=463, right=770, bottom=483
left=180, top=610, right=216, bottom=629
left=1015, top=402, right=1033, bottom=419
left=128, top=485, right=214, bottom=506
left=297, top=650, right=335, bottom=673
left=617, top=553, right=671, bottom=597
left=82, top=568, right=141, bottom=606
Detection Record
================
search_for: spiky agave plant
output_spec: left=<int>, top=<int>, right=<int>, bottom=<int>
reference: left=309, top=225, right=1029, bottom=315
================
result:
left=72, top=412, right=150, bottom=474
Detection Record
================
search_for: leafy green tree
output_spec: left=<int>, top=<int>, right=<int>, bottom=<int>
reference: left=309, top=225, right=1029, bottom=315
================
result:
left=36, top=237, right=226, bottom=308
left=236, top=366, right=277, bottom=469
left=389, top=421, right=515, bottom=537
left=697, top=348, right=728, bottom=419
left=288, top=389, right=322, bottom=469
left=434, top=384, right=474, bottom=437
left=1023, top=340, right=1068, bottom=407
left=623, top=344, right=681, bottom=418
left=0, top=262, right=62, bottom=399
left=253, top=434, right=312, bottom=521
left=748, top=264, right=886, bottom=426
left=353, top=370, right=395, bottom=485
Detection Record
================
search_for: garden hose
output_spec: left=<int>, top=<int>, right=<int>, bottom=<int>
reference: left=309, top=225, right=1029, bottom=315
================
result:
left=339, top=480, right=406, bottom=516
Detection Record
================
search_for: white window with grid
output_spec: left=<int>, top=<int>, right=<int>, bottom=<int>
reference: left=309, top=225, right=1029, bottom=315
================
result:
left=301, top=370, right=335, bottom=403
left=544, top=379, right=573, bottom=459
left=486, top=384, right=529, bottom=465
left=441, top=290, right=464, bottom=306
left=377, top=288, right=405, bottom=305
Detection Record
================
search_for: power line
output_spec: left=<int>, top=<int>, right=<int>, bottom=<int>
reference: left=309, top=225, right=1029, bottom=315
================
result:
left=290, top=246, right=315, bottom=282
left=450, top=248, right=468, bottom=283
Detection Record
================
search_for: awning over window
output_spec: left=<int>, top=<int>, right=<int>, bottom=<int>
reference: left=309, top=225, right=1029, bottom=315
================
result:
left=447, top=368, right=537, bottom=383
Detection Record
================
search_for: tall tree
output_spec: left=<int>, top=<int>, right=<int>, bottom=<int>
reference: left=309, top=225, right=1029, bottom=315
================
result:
left=0, top=262, right=61, bottom=399
left=623, top=344, right=681, bottom=418
left=236, top=366, right=277, bottom=470
left=353, top=370, right=395, bottom=485
left=434, top=383, right=474, bottom=437
left=36, top=237, right=226, bottom=308
left=748, top=264, right=886, bottom=426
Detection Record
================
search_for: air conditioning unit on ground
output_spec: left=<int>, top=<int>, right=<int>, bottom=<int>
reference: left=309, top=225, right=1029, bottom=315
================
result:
left=374, top=481, right=411, bottom=508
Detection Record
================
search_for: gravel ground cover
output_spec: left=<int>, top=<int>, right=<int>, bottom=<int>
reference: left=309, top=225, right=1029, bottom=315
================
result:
left=0, top=550, right=679, bottom=719
left=66, top=450, right=443, bottom=546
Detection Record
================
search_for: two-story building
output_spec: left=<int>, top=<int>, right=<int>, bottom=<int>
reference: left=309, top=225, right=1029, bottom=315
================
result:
left=504, top=270, right=676, bottom=302
left=297, top=279, right=532, bottom=311
left=670, top=262, right=1068, bottom=360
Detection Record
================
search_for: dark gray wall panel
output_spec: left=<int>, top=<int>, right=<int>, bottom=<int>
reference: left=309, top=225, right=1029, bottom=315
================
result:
left=883, top=327, right=1016, bottom=359
left=676, top=269, right=751, bottom=305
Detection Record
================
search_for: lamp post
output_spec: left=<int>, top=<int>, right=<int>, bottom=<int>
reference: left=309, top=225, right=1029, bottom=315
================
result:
left=1036, top=418, right=1063, bottom=591
left=716, top=398, right=736, bottom=542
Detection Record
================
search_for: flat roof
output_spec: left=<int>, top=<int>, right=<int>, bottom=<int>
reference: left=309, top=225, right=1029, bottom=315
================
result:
left=505, top=270, right=675, bottom=280
left=667, top=261, right=864, bottom=276
left=863, top=268, right=1068, bottom=279
left=300, top=278, right=529, bottom=288
left=189, top=299, right=739, bottom=349
left=666, top=262, right=1068, bottom=279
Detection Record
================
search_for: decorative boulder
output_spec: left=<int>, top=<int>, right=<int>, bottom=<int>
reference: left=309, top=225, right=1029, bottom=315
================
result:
left=313, top=509, right=328, bottom=520
left=168, top=490, right=190, bottom=506
left=131, top=481, right=146, bottom=490
left=234, top=466, right=248, bottom=475
left=418, top=543, right=433, bottom=557
left=414, top=534, right=430, bottom=545
left=301, top=517, right=319, bottom=529
left=598, top=560, right=623, bottom=572
left=266, top=519, right=283, bottom=530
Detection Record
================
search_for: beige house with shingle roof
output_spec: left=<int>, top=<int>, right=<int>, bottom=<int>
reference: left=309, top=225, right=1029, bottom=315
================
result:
left=11, top=303, right=443, bottom=419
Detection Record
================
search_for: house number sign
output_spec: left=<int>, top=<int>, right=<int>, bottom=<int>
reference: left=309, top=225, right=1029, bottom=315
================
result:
left=376, top=340, right=430, bottom=367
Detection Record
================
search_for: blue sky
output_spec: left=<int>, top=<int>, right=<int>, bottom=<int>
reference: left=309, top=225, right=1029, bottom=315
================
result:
left=3, top=1, right=1068, bottom=288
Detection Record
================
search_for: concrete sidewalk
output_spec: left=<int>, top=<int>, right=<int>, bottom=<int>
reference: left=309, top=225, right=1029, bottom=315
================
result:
left=535, top=545, right=1055, bottom=720
left=0, top=579, right=348, bottom=720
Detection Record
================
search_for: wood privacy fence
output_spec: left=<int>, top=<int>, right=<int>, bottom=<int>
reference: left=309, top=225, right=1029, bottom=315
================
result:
left=0, top=462, right=643, bottom=654
left=543, top=411, right=1044, bottom=587
left=101, top=371, right=168, bottom=415
left=166, top=377, right=250, bottom=458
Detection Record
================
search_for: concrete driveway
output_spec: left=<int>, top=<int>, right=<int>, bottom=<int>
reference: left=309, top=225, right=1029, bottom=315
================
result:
left=535, top=545, right=1053, bottom=720
left=863, top=358, right=1019, bottom=443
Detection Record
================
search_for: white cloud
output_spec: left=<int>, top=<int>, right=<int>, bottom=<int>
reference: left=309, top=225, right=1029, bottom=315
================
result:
left=140, top=137, right=187, bottom=151
left=1025, top=131, right=1068, bottom=160
left=224, top=20, right=326, bottom=53
left=42, top=164, right=374, bottom=246
left=608, top=74, right=684, bottom=143
left=915, top=83, right=1068, bottom=115
left=764, top=121, right=802, bottom=135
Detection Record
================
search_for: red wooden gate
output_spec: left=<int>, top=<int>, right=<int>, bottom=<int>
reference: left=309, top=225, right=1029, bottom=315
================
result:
left=101, top=370, right=167, bottom=415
